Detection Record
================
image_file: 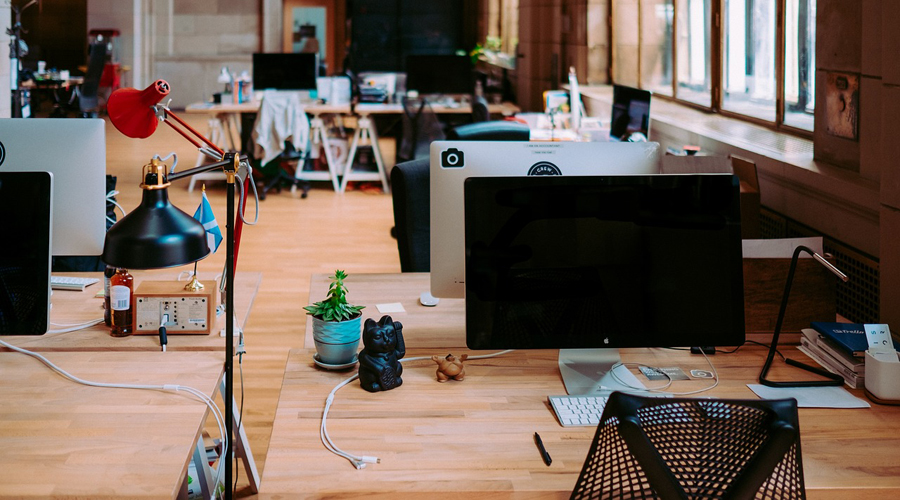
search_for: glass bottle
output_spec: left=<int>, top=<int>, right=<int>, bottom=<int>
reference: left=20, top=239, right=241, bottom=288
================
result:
left=103, top=265, right=116, bottom=326
left=110, top=268, right=134, bottom=337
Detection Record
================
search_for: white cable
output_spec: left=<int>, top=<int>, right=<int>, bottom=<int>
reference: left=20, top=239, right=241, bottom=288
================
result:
left=48, top=318, right=104, bottom=334
left=152, top=152, right=179, bottom=174
left=0, top=338, right=229, bottom=496
left=609, top=348, right=720, bottom=396
left=320, top=349, right=515, bottom=469
left=235, top=161, right=260, bottom=226
left=105, top=189, right=126, bottom=225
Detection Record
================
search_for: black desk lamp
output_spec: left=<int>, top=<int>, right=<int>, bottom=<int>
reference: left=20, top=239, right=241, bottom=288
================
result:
left=758, top=245, right=849, bottom=388
left=104, top=80, right=245, bottom=499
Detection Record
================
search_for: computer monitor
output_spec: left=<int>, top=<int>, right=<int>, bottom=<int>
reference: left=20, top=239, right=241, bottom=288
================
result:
left=252, top=52, right=318, bottom=91
left=429, top=141, right=661, bottom=299
left=0, top=118, right=106, bottom=257
left=0, top=171, right=53, bottom=335
left=405, top=55, right=473, bottom=95
left=465, top=174, right=745, bottom=394
left=610, top=84, right=652, bottom=142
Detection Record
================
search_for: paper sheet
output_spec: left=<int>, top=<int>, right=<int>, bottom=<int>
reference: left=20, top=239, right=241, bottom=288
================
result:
left=376, top=302, right=405, bottom=314
left=747, top=384, right=870, bottom=408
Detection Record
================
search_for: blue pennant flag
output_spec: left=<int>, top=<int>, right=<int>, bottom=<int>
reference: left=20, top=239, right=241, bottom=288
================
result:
left=193, top=190, right=223, bottom=253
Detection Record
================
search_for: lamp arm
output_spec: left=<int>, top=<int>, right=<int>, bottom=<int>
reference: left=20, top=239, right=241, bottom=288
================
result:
left=758, top=245, right=847, bottom=387
left=159, top=107, right=225, bottom=159
left=166, top=155, right=248, bottom=182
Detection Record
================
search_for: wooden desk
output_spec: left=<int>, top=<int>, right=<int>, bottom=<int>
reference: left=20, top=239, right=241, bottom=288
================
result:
left=1, top=271, right=261, bottom=352
left=262, top=273, right=900, bottom=499
left=0, top=351, right=223, bottom=499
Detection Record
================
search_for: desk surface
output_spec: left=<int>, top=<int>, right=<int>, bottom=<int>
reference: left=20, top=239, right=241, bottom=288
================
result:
left=0, top=351, right=223, bottom=499
left=0, top=271, right=261, bottom=352
left=264, top=273, right=900, bottom=499
left=185, top=100, right=520, bottom=116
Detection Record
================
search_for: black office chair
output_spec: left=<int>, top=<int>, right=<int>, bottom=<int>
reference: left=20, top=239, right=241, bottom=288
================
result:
left=398, top=96, right=445, bottom=163
left=446, top=120, right=530, bottom=141
left=390, top=158, right=430, bottom=272
left=76, top=41, right=107, bottom=118
left=255, top=141, right=311, bottom=200
left=571, top=392, right=806, bottom=500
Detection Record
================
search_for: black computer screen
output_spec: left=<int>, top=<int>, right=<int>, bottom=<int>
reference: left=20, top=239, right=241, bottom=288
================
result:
left=405, top=55, right=473, bottom=95
left=464, top=174, right=744, bottom=349
left=252, top=53, right=318, bottom=91
left=0, top=171, right=52, bottom=335
left=610, top=84, right=652, bottom=141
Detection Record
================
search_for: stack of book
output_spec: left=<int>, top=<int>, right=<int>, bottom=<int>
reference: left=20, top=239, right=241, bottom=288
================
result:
left=798, top=322, right=868, bottom=389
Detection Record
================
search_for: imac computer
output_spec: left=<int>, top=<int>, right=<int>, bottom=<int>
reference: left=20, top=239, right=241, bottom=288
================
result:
left=405, top=55, right=473, bottom=95
left=610, top=84, right=652, bottom=142
left=430, top=141, right=661, bottom=299
left=253, top=53, right=318, bottom=91
left=0, top=171, right=53, bottom=335
left=464, top=174, right=745, bottom=394
left=0, top=118, right=106, bottom=257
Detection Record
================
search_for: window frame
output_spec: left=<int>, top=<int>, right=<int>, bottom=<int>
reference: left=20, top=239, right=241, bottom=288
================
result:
left=610, top=0, right=813, bottom=138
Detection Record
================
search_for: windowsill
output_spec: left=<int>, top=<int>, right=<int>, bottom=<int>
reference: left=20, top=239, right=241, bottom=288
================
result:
left=577, top=85, right=880, bottom=256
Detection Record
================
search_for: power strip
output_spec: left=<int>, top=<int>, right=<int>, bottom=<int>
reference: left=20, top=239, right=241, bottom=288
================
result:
left=134, top=281, right=216, bottom=334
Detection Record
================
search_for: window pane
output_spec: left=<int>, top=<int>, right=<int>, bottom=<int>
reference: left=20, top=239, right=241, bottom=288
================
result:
left=676, top=0, right=712, bottom=107
left=640, top=0, right=674, bottom=96
left=722, top=0, right=776, bottom=121
left=783, top=0, right=815, bottom=130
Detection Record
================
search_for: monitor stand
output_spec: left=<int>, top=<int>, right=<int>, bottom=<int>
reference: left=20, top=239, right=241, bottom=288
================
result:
left=558, top=348, right=647, bottom=395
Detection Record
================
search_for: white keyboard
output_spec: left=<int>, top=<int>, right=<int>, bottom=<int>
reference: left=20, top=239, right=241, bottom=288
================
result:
left=548, top=395, right=609, bottom=427
left=50, top=275, right=100, bottom=291
left=549, top=393, right=674, bottom=427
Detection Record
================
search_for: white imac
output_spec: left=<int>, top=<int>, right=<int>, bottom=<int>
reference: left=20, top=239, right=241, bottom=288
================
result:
left=0, top=118, right=106, bottom=256
left=429, top=141, right=661, bottom=299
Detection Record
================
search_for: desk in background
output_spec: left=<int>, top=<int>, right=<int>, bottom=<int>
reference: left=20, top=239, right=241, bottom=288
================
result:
left=184, top=100, right=520, bottom=194
left=261, top=272, right=900, bottom=498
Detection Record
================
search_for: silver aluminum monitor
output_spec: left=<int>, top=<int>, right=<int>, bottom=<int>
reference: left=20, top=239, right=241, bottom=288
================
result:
left=430, top=140, right=661, bottom=298
left=0, top=118, right=106, bottom=256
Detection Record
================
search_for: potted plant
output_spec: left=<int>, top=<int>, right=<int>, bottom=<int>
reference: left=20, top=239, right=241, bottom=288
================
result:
left=305, top=270, right=365, bottom=366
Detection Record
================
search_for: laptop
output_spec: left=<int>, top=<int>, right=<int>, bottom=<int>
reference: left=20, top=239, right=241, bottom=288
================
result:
left=609, top=84, right=652, bottom=142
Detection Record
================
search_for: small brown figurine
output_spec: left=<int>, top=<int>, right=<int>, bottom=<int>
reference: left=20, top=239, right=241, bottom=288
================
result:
left=432, top=353, right=468, bottom=382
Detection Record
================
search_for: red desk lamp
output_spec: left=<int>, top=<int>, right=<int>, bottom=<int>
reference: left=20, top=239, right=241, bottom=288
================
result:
left=105, top=80, right=250, bottom=499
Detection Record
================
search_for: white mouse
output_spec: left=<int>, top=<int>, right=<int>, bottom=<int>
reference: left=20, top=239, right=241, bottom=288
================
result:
left=419, top=291, right=440, bottom=307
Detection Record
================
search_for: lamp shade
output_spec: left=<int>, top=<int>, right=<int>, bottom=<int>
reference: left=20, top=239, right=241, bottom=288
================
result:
left=107, top=79, right=171, bottom=139
left=102, top=182, right=210, bottom=269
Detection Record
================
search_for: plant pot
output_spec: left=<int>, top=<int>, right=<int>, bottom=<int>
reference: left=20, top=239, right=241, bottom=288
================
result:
left=313, top=337, right=360, bottom=366
left=311, top=315, right=362, bottom=344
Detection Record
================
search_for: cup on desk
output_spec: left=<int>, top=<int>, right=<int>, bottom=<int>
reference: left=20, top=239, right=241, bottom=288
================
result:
left=37, top=61, right=46, bottom=74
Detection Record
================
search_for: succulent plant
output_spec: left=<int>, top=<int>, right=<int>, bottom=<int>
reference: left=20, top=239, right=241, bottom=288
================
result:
left=303, top=270, right=365, bottom=322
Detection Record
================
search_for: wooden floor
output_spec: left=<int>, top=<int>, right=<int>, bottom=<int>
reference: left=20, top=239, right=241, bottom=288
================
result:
left=105, top=114, right=401, bottom=497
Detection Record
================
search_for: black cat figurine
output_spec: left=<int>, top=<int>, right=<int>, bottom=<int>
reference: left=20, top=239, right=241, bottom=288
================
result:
left=357, top=315, right=406, bottom=392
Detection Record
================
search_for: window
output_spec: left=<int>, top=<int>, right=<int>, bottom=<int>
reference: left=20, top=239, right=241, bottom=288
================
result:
left=601, top=0, right=815, bottom=133
left=483, top=0, right=519, bottom=69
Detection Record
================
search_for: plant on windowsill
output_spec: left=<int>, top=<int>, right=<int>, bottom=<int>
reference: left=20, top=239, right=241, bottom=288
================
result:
left=305, top=270, right=366, bottom=366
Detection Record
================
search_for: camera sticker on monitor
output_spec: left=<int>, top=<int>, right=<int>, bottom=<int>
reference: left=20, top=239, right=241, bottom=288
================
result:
left=441, top=148, right=465, bottom=168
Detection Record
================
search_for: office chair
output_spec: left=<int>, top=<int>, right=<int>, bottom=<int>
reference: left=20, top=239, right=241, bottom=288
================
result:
left=390, top=158, right=430, bottom=272
left=398, top=96, right=445, bottom=163
left=446, top=120, right=530, bottom=141
left=471, top=95, right=490, bottom=123
left=76, top=41, right=107, bottom=117
left=251, top=92, right=312, bottom=199
left=571, top=392, right=805, bottom=500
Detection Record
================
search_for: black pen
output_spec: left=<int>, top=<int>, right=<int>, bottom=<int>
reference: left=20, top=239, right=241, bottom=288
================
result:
left=534, top=432, right=552, bottom=466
